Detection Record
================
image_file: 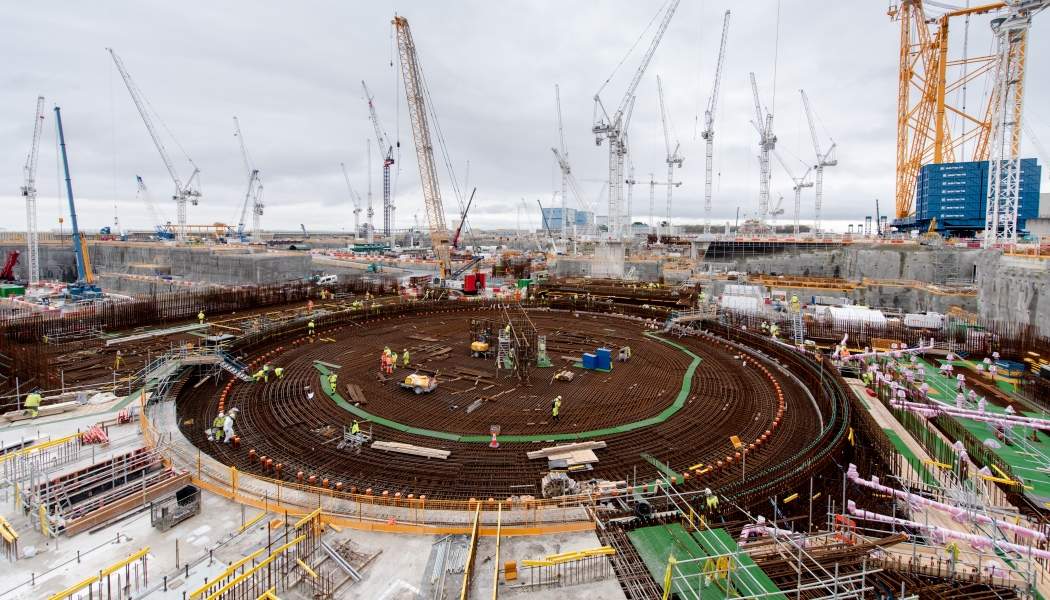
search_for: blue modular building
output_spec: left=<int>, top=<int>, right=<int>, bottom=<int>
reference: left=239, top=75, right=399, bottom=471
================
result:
left=541, top=207, right=595, bottom=231
left=908, top=159, right=1041, bottom=235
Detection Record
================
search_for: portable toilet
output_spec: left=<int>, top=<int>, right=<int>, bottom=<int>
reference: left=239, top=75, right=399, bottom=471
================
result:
left=595, top=348, right=612, bottom=370
left=582, top=353, right=597, bottom=369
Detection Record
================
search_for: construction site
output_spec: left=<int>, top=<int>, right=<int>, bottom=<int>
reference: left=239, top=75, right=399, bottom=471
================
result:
left=3, top=1, right=1050, bottom=599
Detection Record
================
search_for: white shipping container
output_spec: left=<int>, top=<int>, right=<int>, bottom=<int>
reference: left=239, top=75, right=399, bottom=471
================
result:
left=903, top=312, right=944, bottom=329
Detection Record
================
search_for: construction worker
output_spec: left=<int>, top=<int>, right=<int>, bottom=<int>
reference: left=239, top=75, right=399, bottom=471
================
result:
left=551, top=395, right=562, bottom=421
left=262, top=364, right=271, bottom=382
left=113, top=349, right=124, bottom=370
left=402, top=349, right=410, bottom=367
left=390, top=351, right=399, bottom=368
left=252, top=369, right=265, bottom=383
left=328, top=372, right=338, bottom=390
left=211, top=411, right=225, bottom=441
left=351, top=419, right=361, bottom=435
left=198, top=310, right=205, bottom=324
left=223, top=408, right=239, bottom=444
left=308, top=319, right=316, bottom=337
left=24, top=389, right=42, bottom=418
left=274, top=366, right=285, bottom=379
left=703, top=488, right=719, bottom=512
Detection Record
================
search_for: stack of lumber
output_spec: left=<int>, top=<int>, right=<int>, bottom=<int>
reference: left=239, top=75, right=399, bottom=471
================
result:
left=527, top=441, right=606, bottom=469
left=371, top=441, right=450, bottom=459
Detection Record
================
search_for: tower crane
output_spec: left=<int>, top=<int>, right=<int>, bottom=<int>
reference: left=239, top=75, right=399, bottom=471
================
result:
left=773, top=150, right=813, bottom=237
left=646, top=175, right=681, bottom=241
left=393, top=15, right=451, bottom=278
left=233, top=117, right=264, bottom=241
left=20, top=96, right=44, bottom=285
left=362, top=80, right=396, bottom=239
left=592, top=0, right=680, bottom=239
left=551, top=148, right=597, bottom=237
left=749, top=72, right=777, bottom=229
left=701, top=11, right=730, bottom=235
left=554, top=84, right=570, bottom=243
left=984, top=0, right=1049, bottom=246
left=108, top=48, right=200, bottom=243
left=799, top=90, right=836, bottom=237
left=656, top=75, right=683, bottom=244
left=340, top=162, right=362, bottom=238
left=365, top=140, right=374, bottom=243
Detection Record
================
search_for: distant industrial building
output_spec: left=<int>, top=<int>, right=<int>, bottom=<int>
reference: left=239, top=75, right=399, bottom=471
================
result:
left=898, top=159, right=1041, bottom=236
left=540, top=208, right=595, bottom=232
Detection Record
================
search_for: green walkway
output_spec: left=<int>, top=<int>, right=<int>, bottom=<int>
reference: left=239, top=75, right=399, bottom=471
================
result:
left=913, top=358, right=1050, bottom=504
left=627, top=524, right=785, bottom=599
left=882, top=428, right=938, bottom=486
left=316, top=331, right=701, bottom=444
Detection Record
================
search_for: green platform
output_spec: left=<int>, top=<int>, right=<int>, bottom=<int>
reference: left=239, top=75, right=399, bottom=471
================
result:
left=316, top=331, right=701, bottom=444
left=882, top=428, right=938, bottom=486
left=912, top=358, right=1050, bottom=504
left=627, top=524, right=785, bottom=599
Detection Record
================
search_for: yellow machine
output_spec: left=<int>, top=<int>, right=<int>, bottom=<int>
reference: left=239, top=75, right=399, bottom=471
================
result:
left=400, top=373, right=438, bottom=394
left=470, top=340, right=491, bottom=358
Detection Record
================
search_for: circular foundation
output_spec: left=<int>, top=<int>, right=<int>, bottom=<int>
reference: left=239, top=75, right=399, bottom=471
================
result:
left=178, top=306, right=818, bottom=500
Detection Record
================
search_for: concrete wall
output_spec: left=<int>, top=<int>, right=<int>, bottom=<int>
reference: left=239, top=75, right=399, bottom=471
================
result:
left=0, top=241, right=313, bottom=294
left=719, top=246, right=980, bottom=283
left=977, top=251, right=1050, bottom=333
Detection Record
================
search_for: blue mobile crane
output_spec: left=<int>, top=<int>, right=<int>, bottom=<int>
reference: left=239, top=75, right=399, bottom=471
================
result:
left=54, top=106, right=102, bottom=300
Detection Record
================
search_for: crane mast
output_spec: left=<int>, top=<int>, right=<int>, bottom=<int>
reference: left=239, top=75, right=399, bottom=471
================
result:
left=340, top=162, right=362, bottom=238
left=233, top=116, right=264, bottom=241
left=701, top=11, right=730, bottom=235
left=592, top=0, right=680, bottom=239
left=554, top=84, right=569, bottom=244
left=656, top=75, right=683, bottom=244
left=21, top=96, right=44, bottom=285
left=800, top=89, right=837, bottom=237
left=108, top=48, right=200, bottom=243
left=774, top=150, right=814, bottom=237
left=749, top=72, right=776, bottom=229
left=393, top=16, right=450, bottom=276
left=984, top=0, right=1049, bottom=246
left=362, top=80, right=396, bottom=239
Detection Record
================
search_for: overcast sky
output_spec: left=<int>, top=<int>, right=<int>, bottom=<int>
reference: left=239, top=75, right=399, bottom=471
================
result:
left=3, top=1, right=1049, bottom=234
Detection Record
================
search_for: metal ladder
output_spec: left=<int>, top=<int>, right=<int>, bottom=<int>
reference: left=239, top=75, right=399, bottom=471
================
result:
left=792, top=311, right=805, bottom=346
left=218, top=352, right=254, bottom=382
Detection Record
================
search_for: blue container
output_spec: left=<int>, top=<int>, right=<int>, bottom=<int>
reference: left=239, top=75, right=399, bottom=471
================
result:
left=582, top=353, right=597, bottom=369
left=596, top=348, right=612, bottom=367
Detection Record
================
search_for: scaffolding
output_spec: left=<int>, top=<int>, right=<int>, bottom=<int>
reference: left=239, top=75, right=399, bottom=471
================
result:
left=495, top=305, right=538, bottom=384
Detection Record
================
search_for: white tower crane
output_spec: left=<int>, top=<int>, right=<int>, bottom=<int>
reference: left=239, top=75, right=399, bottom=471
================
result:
left=20, top=96, right=44, bottom=285
left=800, top=89, right=836, bottom=237
left=340, top=162, right=362, bottom=238
left=701, top=11, right=731, bottom=235
left=656, top=75, right=683, bottom=244
left=646, top=175, right=681, bottom=241
left=749, top=72, right=777, bottom=230
left=362, top=80, right=396, bottom=239
left=107, top=48, right=200, bottom=243
left=774, top=150, right=813, bottom=237
left=592, top=0, right=680, bottom=240
left=393, top=16, right=451, bottom=277
left=365, top=140, right=374, bottom=243
left=984, top=0, right=1049, bottom=247
left=554, top=84, right=570, bottom=243
left=233, top=116, right=264, bottom=241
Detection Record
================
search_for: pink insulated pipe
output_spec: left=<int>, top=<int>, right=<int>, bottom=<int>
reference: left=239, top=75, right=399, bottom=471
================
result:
left=890, top=399, right=1050, bottom=432
left=848, top=501, right=1050, bottom=561
left=846, top=464, right=1046, bottom=541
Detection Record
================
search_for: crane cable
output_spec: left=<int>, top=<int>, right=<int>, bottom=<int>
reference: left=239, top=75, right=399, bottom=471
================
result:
left=594, top=1, right=669, bottom=101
